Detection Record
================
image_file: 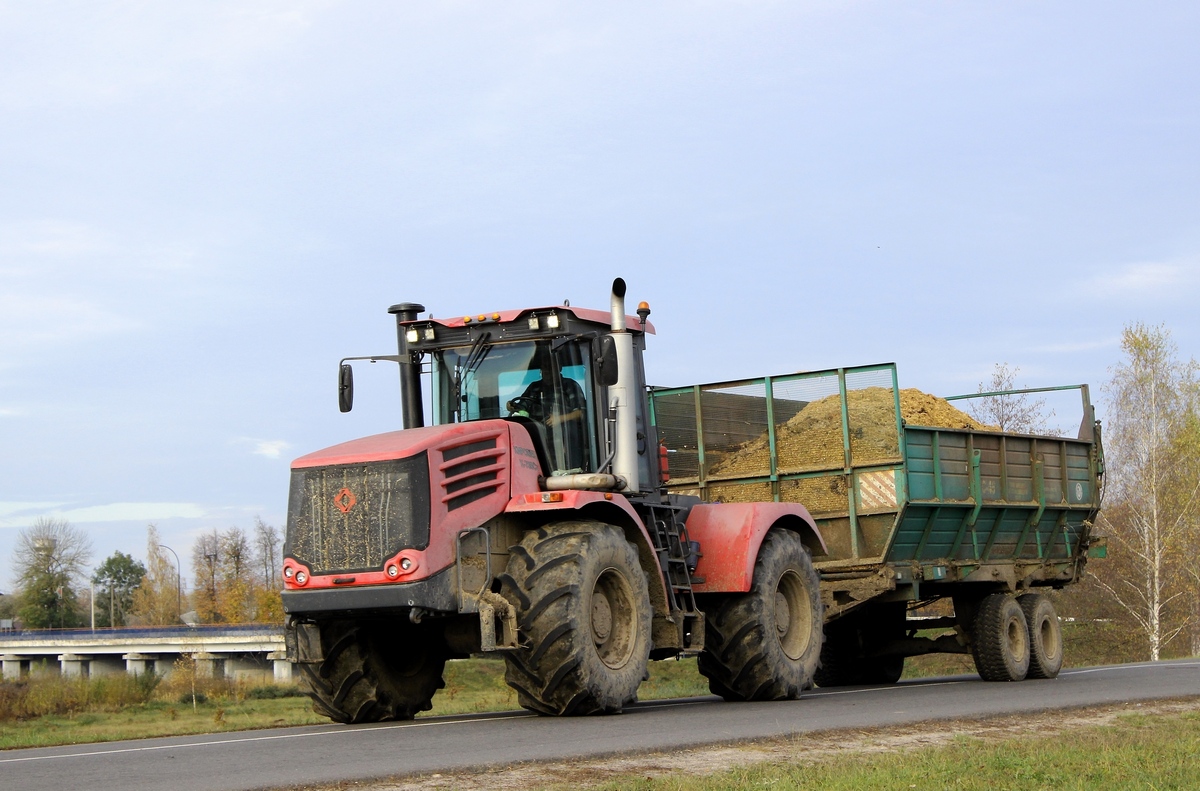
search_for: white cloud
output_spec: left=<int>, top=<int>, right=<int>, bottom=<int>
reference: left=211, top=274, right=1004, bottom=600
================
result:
left=1088, top=260, right=1200, bottom=300
left=253, top=440, right=291, bottom=459
left=0, top=502, right=208, bottom=529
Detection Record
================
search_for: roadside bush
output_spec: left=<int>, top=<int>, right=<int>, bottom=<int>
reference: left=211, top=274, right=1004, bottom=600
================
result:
left=0, top=672, right=160, bottom=721
left=246, top=684, right=304, bottom=699
left=0, top=681, right=28, bottom=721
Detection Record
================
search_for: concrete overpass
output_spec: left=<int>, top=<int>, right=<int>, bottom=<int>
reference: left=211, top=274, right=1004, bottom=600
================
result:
left=0, top=624, right=290, bottom=683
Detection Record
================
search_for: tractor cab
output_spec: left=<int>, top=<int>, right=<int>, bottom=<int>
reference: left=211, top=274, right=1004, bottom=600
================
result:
left=432, top=335, right=596, bottom=476
left=340, top=296, right=658, bottom=493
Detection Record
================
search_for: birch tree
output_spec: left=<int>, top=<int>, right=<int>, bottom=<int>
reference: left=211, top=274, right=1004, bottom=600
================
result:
left=1093, top=323, right=1200, bottom=660
left=130, top=525, right=185, bottom=625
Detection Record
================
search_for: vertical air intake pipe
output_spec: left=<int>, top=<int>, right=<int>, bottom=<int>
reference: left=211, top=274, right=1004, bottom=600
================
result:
left=388, top=302, right=426, bottom=429
left=607, top=278, right=640, bottom=492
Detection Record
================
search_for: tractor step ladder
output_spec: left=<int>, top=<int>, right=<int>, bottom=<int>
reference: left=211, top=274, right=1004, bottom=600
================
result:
left=647, top=505, right=704, bottom=652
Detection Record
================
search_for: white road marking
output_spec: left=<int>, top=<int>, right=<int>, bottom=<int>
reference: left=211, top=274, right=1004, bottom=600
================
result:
left=1062, top=661, right=1200, bottom=676
left=0, top=712, right=534, bottom=765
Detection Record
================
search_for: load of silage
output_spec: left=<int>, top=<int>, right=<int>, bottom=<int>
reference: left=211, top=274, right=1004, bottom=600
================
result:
left=707, top=387, right=995, bottom=479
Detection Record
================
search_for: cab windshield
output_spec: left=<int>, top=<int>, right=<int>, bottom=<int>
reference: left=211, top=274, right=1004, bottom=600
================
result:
left=432, top=339, right=597, bottom=476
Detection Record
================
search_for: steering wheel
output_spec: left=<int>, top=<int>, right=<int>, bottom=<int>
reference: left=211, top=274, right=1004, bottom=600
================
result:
left=507, top=396, right=543, bottom=421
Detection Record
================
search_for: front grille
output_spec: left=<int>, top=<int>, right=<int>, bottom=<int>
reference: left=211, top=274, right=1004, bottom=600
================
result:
left=285, top=454, right=430, bottom=576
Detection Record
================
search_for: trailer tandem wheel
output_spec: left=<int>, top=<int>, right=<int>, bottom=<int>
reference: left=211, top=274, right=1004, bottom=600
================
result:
left=499, top=520, right=651, bottom=715
left=971, top=592, right=1030, bottom=682
left=299, top=620, right=447, bottom=723
left=1018, top=593, right=1064, bottom=679
left=697, top=529, right=823, bottom=701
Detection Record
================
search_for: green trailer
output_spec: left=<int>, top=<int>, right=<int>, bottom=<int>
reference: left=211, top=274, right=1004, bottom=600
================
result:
left=650, top=362, right=1105, bottom=685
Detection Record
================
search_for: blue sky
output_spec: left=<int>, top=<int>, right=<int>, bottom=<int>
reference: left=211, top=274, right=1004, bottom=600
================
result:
left=2, top=2, right=1197, bottom=593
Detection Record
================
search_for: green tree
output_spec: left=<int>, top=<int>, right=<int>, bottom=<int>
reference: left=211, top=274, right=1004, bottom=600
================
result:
left=91, top=551, right=147, bottom=628
left=1092, top=323, right=1200, bottom=660
left=12, top=517, right=93, bottom=629
left=0, top=592, right=17, bottom=621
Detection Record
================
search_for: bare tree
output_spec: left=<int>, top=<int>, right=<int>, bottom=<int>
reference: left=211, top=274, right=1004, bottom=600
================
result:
left=218, top=527, right=254, bottom=623
left=192, top=529, right=223, bottom=623
left=252, top=518, right=284, bottom=623
left=1091, top=323, right=1200, bottom=660
left=969, top=363, right=1056, bottom=434
left=254, top=517, right=280, bottom=588
left=12, top=517, right=93, bottom=628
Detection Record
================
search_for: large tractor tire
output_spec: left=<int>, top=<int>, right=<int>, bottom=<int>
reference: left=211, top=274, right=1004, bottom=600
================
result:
left=298, top=619, right=447, bottom=723
left=970, top=592, right=1030, bottom=682
left=1019, top=593, right=1064, bottom=679
left=499, top=520, right=652, bottom=715
left=698, top=529, right=823, bottom=701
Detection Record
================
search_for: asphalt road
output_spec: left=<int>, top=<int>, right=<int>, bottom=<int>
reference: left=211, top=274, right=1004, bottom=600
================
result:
left=4, top=659, right=1199, bottom=791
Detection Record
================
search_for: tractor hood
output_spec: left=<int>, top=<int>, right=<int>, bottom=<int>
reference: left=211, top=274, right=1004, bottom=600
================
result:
left=292, top=421, right=511, bottom=469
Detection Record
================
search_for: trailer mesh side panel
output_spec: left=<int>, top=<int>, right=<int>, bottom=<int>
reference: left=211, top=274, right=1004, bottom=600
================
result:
left=285, top=454, right=431, bottom=575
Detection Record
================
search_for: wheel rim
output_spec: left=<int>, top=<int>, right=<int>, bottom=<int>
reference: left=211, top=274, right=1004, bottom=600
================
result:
left=591, top=567, right=637, bottom=669
left=774, top=569, right=813, bottom=661
left=1006, top=615, right=1028, bottom=664
left=1039, top=613, right=1061, bottom=660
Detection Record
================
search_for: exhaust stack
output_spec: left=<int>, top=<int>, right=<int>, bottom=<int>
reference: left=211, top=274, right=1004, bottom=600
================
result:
left=607, top=278, right=640, bottom=492
left=388, top=302, right=426, bottom=429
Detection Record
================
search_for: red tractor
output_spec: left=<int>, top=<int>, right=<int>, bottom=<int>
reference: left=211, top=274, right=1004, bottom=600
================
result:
left=283, top=279, right=826, bottom=720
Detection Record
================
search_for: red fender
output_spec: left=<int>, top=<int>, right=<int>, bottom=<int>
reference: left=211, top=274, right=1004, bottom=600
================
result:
left=686, top=502, right=827, bottom=593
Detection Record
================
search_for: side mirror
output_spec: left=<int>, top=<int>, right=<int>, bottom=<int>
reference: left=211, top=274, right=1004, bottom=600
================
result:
left=597, top=335, right=619, bottom=387
left=338, top=363, right=354, bottom=413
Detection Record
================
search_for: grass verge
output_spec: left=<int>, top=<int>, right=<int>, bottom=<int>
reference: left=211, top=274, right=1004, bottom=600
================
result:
left=560, top=704, right=1200, bottom=791
left=368, top=700, right=1200, bottom=791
